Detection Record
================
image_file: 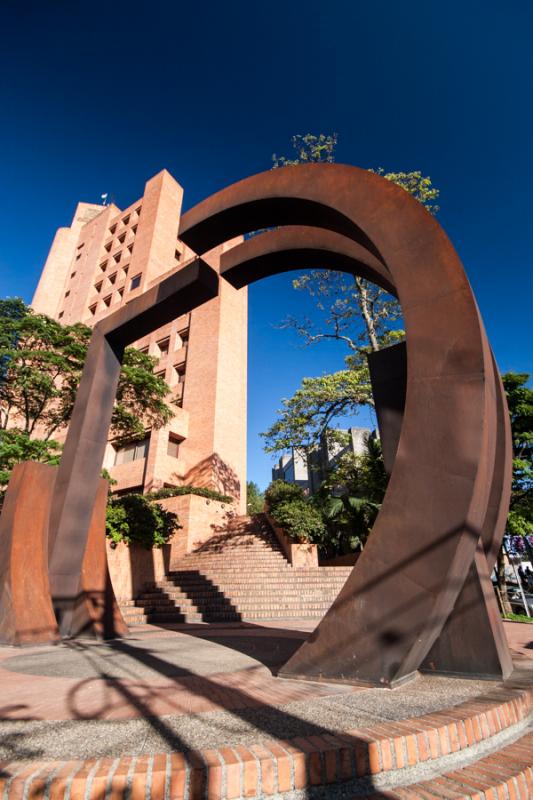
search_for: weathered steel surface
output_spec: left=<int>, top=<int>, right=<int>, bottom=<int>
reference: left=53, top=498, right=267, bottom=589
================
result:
left=367, top=342, right=407, bottom=476
left=0, top=164, right=512, bottom=684
left=0, top=462, right=59, bottom=645
left=48, top=258, right=219, bottom=636
left=0, top=463, right=126, bottom=643
left=179, top=164, right=512, bottom=686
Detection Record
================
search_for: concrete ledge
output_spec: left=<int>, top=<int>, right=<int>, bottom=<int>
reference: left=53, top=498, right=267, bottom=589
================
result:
left=2, top=669, right=532, bottom=798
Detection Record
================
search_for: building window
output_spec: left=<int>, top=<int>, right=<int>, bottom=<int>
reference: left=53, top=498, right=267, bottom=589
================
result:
left=103, top=295, right=112, bottom=307
left=113, top=252, right=122, bottom=264
left=135, top=206, right=141, bottom=216
left=109, top=224, right=117, bottom=235
left=109, top=272, right=117, bottom=284
left=71, top=271, right=77, bottom=278
left=155, top=369, right=166, bottom=380
left=178, top=328, right=189, bottom=346
left=118, top=233, right=126, bottom=244
left=77, top=243, right=84, bottom=249
left=130, top=274, right=141, bottom=290
left=95, top=281, right=103, bottom=293
left=113, top=436, right=150, bottom=466
left=104, top=243, right=112, bottom=253
left=175, top=249, right=181, bottom=261
left=76, top=253, right=82, bottom=261
left=65, top=290, right=70, bottom=298
left=138, top=346, right=149, bottom=354
left=122, top=214, right=130, bottom=226
left=156, top=337, right=170, bottom=357
left=167, top=434, right=183, bottom=459
left=117, top=287, right=124, bottom=300
left=131, top=224, right=138, bottom=235
left=100, top=260, right=108, bottom=272
left=173, top=363, right=186, bottom=384
left=122, top=265, right=129, bottom=278
left=127, top=243, right=134, bottom=255
left=89, top=304, right=97, bottom=316
left=58, top=311, right=64, bottom=319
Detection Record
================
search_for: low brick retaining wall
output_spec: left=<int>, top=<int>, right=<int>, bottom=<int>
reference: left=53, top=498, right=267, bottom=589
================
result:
left=264, top=512, right=318, bottom=568
left=2, top=671, right=532, bottom=798
left=107, top=494, right=235, bottom=602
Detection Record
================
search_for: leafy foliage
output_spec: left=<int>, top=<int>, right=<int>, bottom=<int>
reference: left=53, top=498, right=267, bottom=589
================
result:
left=264, top=480, right=325, bottom=544
left=0, top=429, right=62, bottom=498
left=502, top=372, right=533, bottom=536
left=106, top=493, right=180, bottom=549
left=262, top=367, right=372, bottom=455
left=0, top=299, right=173, bottom=440
left=313, top=436, right=387, bottom=557
left=271, top=498, right=326, bottom=544
left=0, top=299, right=174, bottom=488
left=265, top=479, right=305, bottom=508
left=272, top=134, right=338, bottom=168
left=369, top=168, right=440, bottom=215
left=246, top=481, right=265, bottom=515
left=146, top=485, right=234, bottom=504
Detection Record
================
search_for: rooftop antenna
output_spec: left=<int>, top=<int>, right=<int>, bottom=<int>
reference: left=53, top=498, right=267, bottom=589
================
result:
left=101, top=192, right=109, bottom=206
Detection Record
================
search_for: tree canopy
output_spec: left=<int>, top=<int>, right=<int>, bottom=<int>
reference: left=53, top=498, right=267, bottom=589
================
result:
left=261, top=133, right=439, bottom=456
left=0, top=299, right=175, bottom=491
left=502, top=372, right=533, bottom=537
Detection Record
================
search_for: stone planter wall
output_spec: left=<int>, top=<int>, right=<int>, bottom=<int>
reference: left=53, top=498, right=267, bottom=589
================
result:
left=106, top=540, right=171, bottom=603
left=264, top=512, right=319, bottom=568
left=107, top=494, right=236, bottom=601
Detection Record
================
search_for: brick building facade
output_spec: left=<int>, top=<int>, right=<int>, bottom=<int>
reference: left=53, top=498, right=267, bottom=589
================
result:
left=32, top=170, right=247, bottom=511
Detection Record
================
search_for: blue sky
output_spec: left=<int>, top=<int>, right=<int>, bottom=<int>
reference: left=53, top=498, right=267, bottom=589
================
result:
left=1, top=1, right=532, bottom=488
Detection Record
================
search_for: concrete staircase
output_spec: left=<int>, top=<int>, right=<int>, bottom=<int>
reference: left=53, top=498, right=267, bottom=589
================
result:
left=120, top=514, right=352, bottom=626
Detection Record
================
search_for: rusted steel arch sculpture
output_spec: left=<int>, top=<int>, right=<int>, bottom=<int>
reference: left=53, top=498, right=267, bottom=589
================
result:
left=178, top=164, right=513, bottom=686
left=0, top=164, right=512, bottom=687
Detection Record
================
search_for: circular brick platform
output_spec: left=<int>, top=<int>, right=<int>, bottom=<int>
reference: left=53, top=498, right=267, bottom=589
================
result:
left=0, top=623, right=532, bottom=798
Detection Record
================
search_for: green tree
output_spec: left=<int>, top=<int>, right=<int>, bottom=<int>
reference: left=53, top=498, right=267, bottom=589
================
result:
left=106, top=493, right=180, bottom=549
left=0, top=299, right=174, bottom=491
left=493, top=373, right=533, bottom=615
left=261, top=133, right=440, bottom=456
left=312, top=435, right=387, bottom=557
left=502, top=372, right=533, bottom=536
left=246, top=480, right=265, bottom=515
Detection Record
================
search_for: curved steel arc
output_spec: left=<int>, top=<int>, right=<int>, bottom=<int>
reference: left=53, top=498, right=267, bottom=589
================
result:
left=218, top=226, right=397, bottom=296
left=179, top=163, right=511, bottom=686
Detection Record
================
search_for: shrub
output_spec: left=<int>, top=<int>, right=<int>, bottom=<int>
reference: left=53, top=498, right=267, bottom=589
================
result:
left=271, top=499, right=326, bottom=544
left=106, top=493, right=180, bottom=549
left=264, top=480, right=304, bottom=512
left=146, top=485, right=233, bottom=504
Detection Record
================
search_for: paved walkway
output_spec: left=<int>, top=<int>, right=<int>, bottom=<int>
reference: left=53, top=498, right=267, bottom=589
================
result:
left=0, top=620, right=530, bottom=727
left=0, top=621, right=531, bottom=797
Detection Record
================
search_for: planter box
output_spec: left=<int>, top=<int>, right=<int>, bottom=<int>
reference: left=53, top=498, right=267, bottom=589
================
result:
left=106, top=540, right=171, bottom=602
left=106, top=494, right=236, bottom=601
left=264, top=512, right=318, bottom=568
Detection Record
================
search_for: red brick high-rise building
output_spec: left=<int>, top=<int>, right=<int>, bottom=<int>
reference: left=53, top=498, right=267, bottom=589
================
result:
left=32, top=170, right=247, bottom=511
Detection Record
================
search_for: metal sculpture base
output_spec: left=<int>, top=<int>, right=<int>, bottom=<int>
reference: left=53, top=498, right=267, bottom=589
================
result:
left=0, top=462, right=126, bottom=645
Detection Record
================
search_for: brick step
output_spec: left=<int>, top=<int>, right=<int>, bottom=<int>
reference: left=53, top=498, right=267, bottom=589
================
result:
left=156, top=581, right=348, bottom=592
left=153, top=577, right=350, bottom=587
left=162, top=573, right=350, bottom=581
left=133, top=597, right=335, bottom=610
left=138, top=591, right=341, bottom=602
left=134, top=602, right=335, bottom=614
left=183, top=559, right=286, bottom=565
left=8, top=688, right=533, bottom=799
left=137, top=590, right=341, bottom=601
